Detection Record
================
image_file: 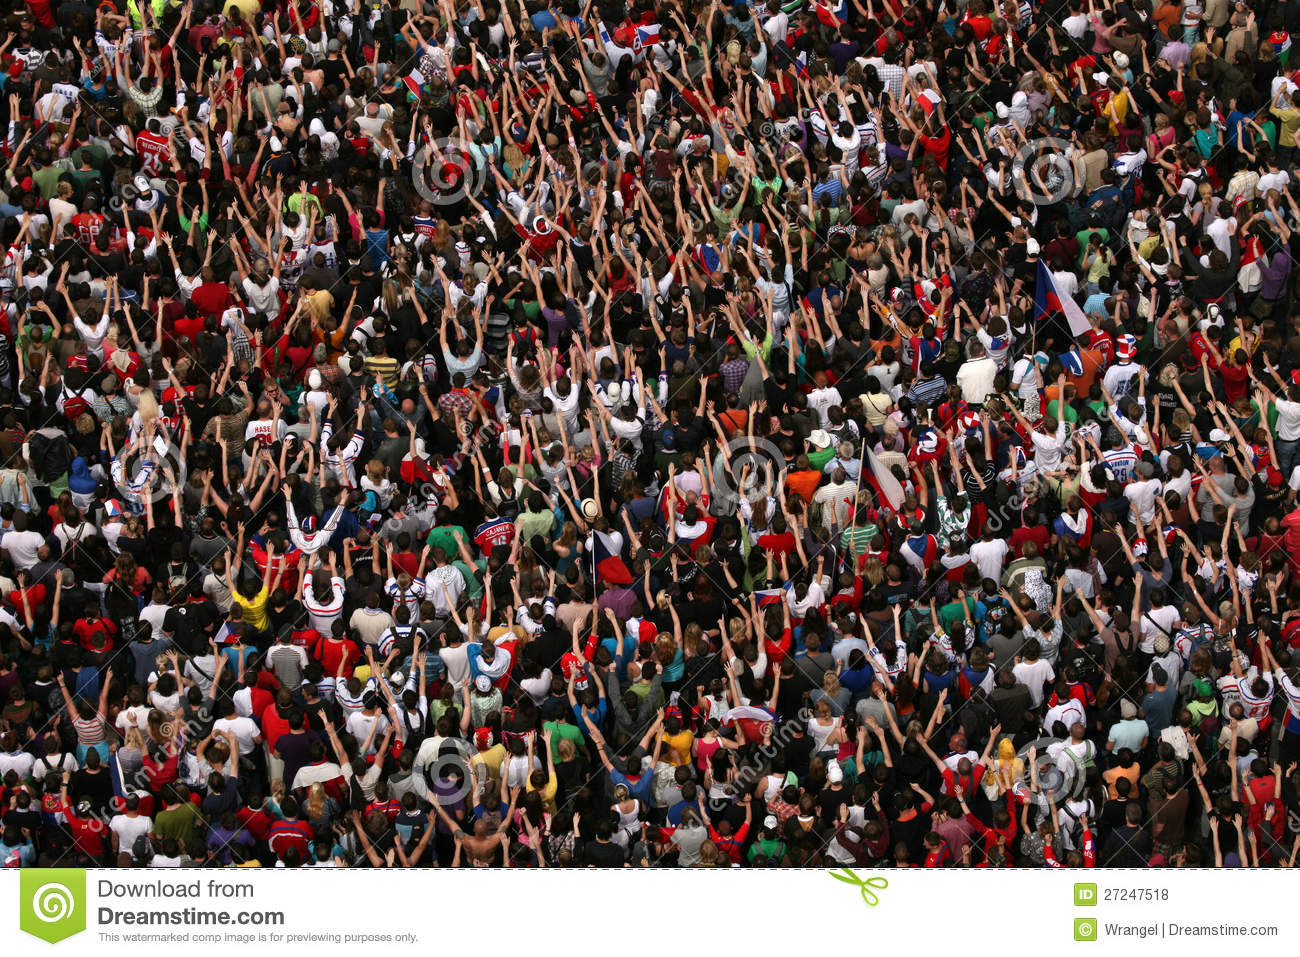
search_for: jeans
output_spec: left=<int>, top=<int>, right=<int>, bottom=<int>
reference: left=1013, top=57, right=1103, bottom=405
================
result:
left=1277, top=438, right=1300, bottom=482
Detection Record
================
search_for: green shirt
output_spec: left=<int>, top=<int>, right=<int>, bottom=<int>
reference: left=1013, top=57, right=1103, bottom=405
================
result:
left=748, top=837, right=787, bottom=862
left=518, top=508, right=557, bottom=543
left=939, top=597, right=975, bottom=632
left=33, top=166, right=64, bottom=200
left=452, top=558, right=486, bottom=599
left=154, top=801, right=204, bottom=852
left=1046, top=399, right=1079, bottom=424
left=808, top=447, right=837, bottom=470
left=543, top=720, right=585, bottom=761
left=426, top=525, right=468, bottom=557
left=287, top=191, right=323, bottom=218
left=840, top=524, right=878, bottom=557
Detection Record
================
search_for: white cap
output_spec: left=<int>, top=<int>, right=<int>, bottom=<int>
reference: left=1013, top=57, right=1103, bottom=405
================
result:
left=307, top=369, right=322, bottom=390
left=133, top=174, right=150, bottom=194
left=1026, top=238, right=1041, bottom=256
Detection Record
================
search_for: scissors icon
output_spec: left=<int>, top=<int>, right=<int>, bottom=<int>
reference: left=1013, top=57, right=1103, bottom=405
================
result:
left=828, top=869, right=889, bottom=907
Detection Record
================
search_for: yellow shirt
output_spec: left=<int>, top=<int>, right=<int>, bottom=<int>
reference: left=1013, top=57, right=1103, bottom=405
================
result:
left=525, top=769, right=559, bottom=814
left=232, top=586, right=269, bottom=632
left=306, top=288, right=334, bottom=323
left=660, top=730, right=695, bottom=766
left=470, top=744, right=506, bottom=780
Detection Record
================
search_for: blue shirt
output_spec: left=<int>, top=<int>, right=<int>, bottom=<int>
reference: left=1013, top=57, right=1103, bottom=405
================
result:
left=609, top=767, right=654, bottom=803
left=574, top=700, right=607, bottom=733
left=812, top=177, right=844, bottom=206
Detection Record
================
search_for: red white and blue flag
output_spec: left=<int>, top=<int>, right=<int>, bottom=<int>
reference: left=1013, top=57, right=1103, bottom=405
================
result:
left=1034, top=258, right=1091, bottom=335
left=592, top=530, right=634, bottom=584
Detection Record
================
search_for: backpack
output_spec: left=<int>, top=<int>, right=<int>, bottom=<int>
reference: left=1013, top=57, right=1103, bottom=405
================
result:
left=60, top=387, right=92, bottom=422
left=28, top=431, right=72, bottom=483
left=980, top=596, right=1009, bottom=636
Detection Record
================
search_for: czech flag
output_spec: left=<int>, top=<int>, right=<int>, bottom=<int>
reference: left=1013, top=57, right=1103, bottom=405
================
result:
left=813, top=0, right=844, bottom=26
left=592, top=529, right=634, bottom=584
left=722, top=705, right=776, bottom=744
left=1034, top=258, right=1091, bottom=336
left=635, top=23, right=660, bottom=46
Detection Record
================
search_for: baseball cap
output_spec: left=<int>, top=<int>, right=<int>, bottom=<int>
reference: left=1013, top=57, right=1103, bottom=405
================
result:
left=1025, top=238, right=1040, bottom=256
left=1209, top=428, right=1231, bottom=442
left=474, top=675, right=492, bottom=692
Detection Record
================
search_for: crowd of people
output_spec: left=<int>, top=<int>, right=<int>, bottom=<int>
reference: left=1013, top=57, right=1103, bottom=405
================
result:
left=2, top=0, right=1300, bottom=871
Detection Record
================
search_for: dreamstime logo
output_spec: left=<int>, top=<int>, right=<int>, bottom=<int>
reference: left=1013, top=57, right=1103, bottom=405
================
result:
left=20, top=870, right=86, bottom=943
left=1014, top=136, right=1078, bottom=206
left=411, top=137, right=487, bottom=207
left=31, top=883, right=75, bottom=923
left=711, top=436, right=786, bottom=504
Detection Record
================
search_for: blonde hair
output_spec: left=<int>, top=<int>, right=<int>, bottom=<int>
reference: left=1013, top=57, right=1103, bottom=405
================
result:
left=137, top=388, right=159, bottom=425
left=306, top=782, right=326, bottom=820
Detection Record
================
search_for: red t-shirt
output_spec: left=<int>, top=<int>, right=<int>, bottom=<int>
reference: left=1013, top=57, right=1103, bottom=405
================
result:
left=1221, top=362, right=1249, bottom=403
left=315, top=637, right=360, bottom=678
left=919, top=127, right=952, bottom=171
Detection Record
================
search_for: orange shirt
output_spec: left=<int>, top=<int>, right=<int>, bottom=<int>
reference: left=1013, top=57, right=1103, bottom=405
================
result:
left=1067, top=348, right=1104, bottom=398
left=786, top=469, right=822, bottom=504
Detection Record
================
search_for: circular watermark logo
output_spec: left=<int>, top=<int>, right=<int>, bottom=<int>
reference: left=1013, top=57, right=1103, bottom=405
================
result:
left=711, top=436, right=786, bottom=503
left=1014, top=136, right=1078, bottom=206
left=1016, top=735, right=1089, bottom=809
left=113, top=437, right=188, bottom=506
left=31, top=883, right=76, bottom=923
left=411, top=137, right=487, bottom=207
left=423, top=748, right=475, bottom=805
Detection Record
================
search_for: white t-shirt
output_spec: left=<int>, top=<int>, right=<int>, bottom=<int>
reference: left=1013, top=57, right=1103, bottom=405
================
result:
left=1274, top=398, right=1300, bottom=442
left=1, top=529, right=45, bottom=569
left=110, top=813, right=153, bottom=855
left=212, top=715, right=262, bottom=756
left=971, top=539, right=1010, bottom=581
left=1012, top=659, right=1056, bottom=707
left=1138, top=605, right=1181, bottom=654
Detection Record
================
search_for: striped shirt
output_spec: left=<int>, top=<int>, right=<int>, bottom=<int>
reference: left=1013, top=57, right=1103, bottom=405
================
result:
left=320, top=422, right=364, bottom=486
left=1237, top=672, right=1274, bottom=720
left=936, top=496, right=971, bottom=549
left=73, top=714, right=108, bottom=745
left=333, top=676, right=376, bottom=716
left=385, top=577, right=426, bottom=619
left=1102, top=447, right=1139, bottom=483
left=302, top=576, right=345, bottom=633
left=378, top=624, right=427, bottom=657
left=906, top=374, right=947, bottom=408
left=1275, top=669, right=1300, bottom=727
